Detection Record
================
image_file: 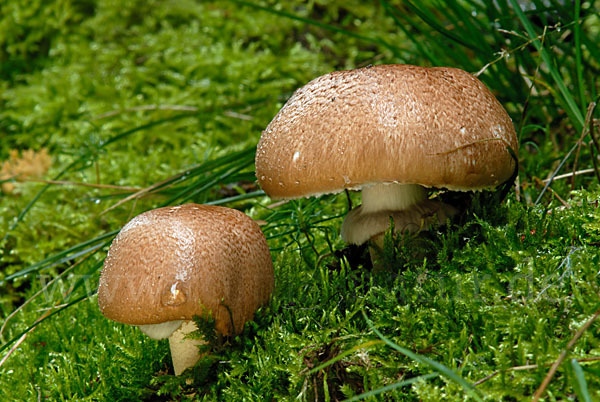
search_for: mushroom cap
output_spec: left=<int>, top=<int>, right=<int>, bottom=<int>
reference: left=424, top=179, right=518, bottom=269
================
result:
left=255, top=64, right=518, bottom=199
left=97, top=204, right=274, bottom=336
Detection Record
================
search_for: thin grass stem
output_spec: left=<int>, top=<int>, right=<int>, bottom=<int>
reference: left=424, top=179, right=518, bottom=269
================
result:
left=532, top=307, right=600, bottom=401
left=362, top=310, right=483, bottom=402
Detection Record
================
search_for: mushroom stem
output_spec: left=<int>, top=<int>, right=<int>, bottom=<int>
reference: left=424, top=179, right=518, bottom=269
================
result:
left=168, top=320, right=208, bottom=375
left=368, top=233, right=387, bottom=271
left=361, top=183, right=427, bottom=213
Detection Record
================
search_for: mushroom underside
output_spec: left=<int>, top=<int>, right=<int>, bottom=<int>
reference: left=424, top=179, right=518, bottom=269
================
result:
left=341, top=183, right=458, bottom=245
left=138, top=320, right=184, bottom=340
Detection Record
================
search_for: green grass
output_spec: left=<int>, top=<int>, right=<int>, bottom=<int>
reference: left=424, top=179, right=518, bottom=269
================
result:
left=1, top=0, right=600, bottom=400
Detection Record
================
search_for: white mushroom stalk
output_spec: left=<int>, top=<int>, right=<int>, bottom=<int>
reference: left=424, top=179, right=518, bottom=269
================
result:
left=138, top=320, right=206, bottom=375
left=167, top=321, right=207, bottom=376
left=361, top=183, right=426, bottom=213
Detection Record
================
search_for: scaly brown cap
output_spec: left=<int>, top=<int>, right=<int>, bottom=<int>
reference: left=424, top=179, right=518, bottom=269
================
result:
left=255, top=64, right=518, bottom=199
left=97, top=204, right=274, bottom=336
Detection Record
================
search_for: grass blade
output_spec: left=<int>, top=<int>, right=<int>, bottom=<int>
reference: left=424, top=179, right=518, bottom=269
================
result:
left=573, top=0, right=585, bottom=112
left=344, top=372, right=439, bottom=401
left=362, top=310, right=483, bottom=402
left=508, top=0, right=585, bottom=131
left=378, top=0, right=441, bottom=65
left=0, top=114, right=192, bottom=249
left=532, top=307, right=600, bottom=401
left=571, top=358, right=592, bottom=402
left=0, top=293, right=91, bottom=356
left=205, top=190, right=264, bottom=206
left=163, top=151, right=255, bottom=205
left=229, top=0, right=402, bottom=59
left=1, top=231, right=116, bottom=283
left=307, top=340, right=383, bottom=375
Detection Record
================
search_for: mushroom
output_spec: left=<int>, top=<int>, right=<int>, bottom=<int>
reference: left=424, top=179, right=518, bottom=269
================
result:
left=97, top=204, right=274, bottom=375
left=255, top=64, right=517, bottom=263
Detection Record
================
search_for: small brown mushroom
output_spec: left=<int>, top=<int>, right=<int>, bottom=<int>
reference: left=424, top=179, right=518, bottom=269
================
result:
left=97, top=204, right=274, bottom=375
left=255, top=64, right=518, bottom=263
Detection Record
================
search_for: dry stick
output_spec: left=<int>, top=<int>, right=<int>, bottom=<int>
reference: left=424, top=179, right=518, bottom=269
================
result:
left=474, top=356, right=600, bottom=386
left=532, top=307, right=600, bottom=401
left=93, top=104, right=199, bottom=120
left=95, top=160, right=100, bottom=185
left=0, top=251, right=100, bottom=368
left=19, top=177, right=141, bottom=192
left=266, top=200, right=289, bottom=209
left=125, top=196, right=139, bottom=225
left=591, top=118, right=600, bottom=150
left=589, top=142, right=600, bottom=184
left=223, top=110, right=254, bottom=121
left=542, top=168, right=595, bottom=183
left=475, top=24, right=561, bottom=77
left=588, top=116, right=600, bottom=183
left=315, top=252, right=335, bottom=274
left=0, top=333, right=28, bottom=368
left=570, top=102, right=597, bottom=191
left=474, top=49, right=510, bottom=77
left=533, top=178, right=571, bottom=208
left=92, top=104, right=253, bottom=121
left=551, top=188, right=570, bottom=208
left=0, top=308, right=53, bottom=369
left=0, top=248, right=99, bottom=340
left=503, top=28, right=545, bottom=203
left=100, top=170, right=188, bottom=215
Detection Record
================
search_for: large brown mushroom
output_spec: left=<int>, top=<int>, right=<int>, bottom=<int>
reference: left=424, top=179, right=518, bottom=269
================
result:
left=97, top=204, right=274, bottom=375
left=255, top=64, right=517, bottom=259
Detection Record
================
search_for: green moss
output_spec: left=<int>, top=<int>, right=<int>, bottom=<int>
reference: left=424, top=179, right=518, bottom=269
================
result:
left=1, top=0, right=600, bottom=400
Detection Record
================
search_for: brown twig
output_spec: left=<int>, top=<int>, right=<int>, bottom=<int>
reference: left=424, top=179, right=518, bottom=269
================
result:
left=0, top=247, right=99, bottom=340
left=588, top=116, right=600, bottom=184
left=92, top=104, right=253, bottom=121
left=550, top=188, right=571, bottom=208
left=570, top=102, right=597, bottom=191
left=475, top=23, right=561, bottom=77
left=223, top=110, right=254, bottom=121
left=19, top=177, right=141, bottom=192
left=100, top=170, right=188, bottom=215
left=266, top=200, right=289, bottom=209
left=93, top=104, right=199, bottom=120
left=590, top=118, right=600, bottom=155
left=533, top=178, right=570, bottom=208
left=589, top=142, right=600, bottom=185
left=514, top=176, right=521, bottom=203
left=532, top=307, right=600, bottom=401
left=0, top=306, right=56, bottom=369
left=474, top=356, right=600, bottom=387
left=542, top=168, right=595, bottom=183
left=0, top=333, right=28, bottom=369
